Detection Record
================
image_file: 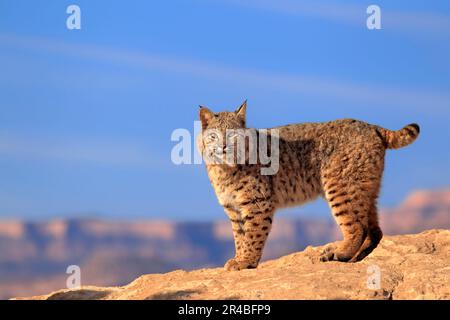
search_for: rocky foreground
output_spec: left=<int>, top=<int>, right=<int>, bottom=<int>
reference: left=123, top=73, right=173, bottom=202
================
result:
left=15, top=229, right=450, bottom=300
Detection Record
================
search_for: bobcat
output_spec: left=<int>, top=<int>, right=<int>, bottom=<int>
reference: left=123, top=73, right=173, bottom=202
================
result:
left=197, top=101, right=420, bottom=271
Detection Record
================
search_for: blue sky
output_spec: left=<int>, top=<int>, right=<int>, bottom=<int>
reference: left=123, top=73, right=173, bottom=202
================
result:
left=0, top=0, right=450, bottom=221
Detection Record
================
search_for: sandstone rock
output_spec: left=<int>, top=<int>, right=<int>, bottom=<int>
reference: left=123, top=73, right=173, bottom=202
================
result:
left=15, top=229, right=450, bottom=300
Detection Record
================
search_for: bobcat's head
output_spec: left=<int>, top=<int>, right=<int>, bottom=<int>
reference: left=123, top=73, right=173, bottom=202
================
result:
left=197, top=100, right=249, bottom=165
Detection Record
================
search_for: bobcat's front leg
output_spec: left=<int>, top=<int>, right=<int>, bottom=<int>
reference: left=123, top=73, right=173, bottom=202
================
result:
left=224, top=207, right=246, bottom=267
left=224, top=205, right=274, bottom=271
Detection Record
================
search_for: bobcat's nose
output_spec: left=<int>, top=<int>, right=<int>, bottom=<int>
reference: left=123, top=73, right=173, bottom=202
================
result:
left=212, top=147, right=224, bottom=155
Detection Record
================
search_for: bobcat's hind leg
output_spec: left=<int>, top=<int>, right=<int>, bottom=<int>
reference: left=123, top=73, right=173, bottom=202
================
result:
left=320, top=183, right=372, bottom=262
left=224, top=204, right=274, bottom=271
left=349, top=205, right=383, bottom=262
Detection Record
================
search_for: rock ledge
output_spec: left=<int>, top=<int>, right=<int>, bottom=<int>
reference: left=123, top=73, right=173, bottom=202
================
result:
left=16, top=229, right=450, bottom=300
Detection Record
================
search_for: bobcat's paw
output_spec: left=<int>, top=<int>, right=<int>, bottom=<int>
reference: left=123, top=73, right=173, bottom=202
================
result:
left=319, top=245, right=337, bottom=262
left=319, top=244, right=353, bottom=262
left=224, top=258, right=257, bottom=271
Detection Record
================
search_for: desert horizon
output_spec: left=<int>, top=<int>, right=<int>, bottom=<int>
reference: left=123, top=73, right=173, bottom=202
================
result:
left=1, top=187, right=449, bottom=300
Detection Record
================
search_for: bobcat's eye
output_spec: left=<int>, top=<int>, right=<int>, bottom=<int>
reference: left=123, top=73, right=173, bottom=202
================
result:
left=206, top=132, right=219, bottom=142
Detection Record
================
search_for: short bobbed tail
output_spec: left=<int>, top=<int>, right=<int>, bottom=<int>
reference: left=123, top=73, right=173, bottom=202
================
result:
left=376, top=123, right=420, bottom=149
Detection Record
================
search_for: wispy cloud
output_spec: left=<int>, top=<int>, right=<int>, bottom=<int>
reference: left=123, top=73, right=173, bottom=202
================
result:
left=0, top=132, right=159, bottom=168
left=218, top=0, right=450, bottom=36
left=222, top=0, right=363, bottom=25
left=1, top=33, right=450, bottom=114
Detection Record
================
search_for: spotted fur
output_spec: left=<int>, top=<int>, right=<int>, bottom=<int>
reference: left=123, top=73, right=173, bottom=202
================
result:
left=198, top=101, right=420, bottom=270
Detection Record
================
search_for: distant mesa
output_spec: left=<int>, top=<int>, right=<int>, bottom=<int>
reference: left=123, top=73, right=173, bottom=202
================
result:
left=14, top=229, right=450, bottom=300
left=1, top=188, right=449, bottom=299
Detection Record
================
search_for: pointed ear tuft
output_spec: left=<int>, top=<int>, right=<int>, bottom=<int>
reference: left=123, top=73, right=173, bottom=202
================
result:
left=235, top=100, right=247, bottom=118
left=199, top=106, right=214, bottom=129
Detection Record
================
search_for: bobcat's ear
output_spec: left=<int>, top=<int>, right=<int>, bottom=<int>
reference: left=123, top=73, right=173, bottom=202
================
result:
left=199, top=106, right=214, bottom=129
left=235, top=100, right=247, bottom=118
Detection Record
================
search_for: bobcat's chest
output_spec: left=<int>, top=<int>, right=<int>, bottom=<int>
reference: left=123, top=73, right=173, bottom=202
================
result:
left=206, top=165, right=241, bottom=208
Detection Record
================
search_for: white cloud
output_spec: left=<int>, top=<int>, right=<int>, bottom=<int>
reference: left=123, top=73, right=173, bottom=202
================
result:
left=0, top=132, right=158, bottom=167
left=0, top=33, right=449, bottom=114
left=219, top=0, right=450, bottom=36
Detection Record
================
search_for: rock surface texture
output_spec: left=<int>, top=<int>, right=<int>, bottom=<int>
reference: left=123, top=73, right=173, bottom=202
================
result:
left=16, top=229, right=450, bottom=300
